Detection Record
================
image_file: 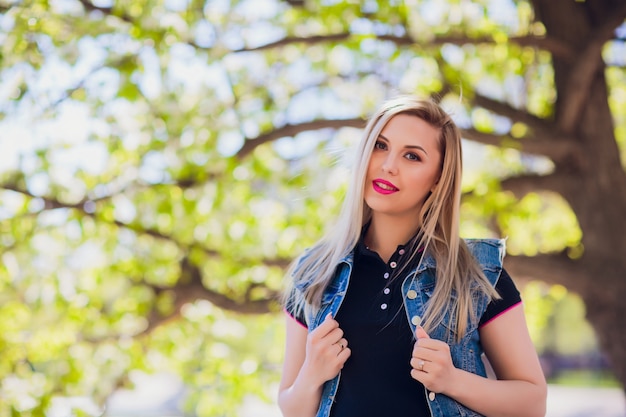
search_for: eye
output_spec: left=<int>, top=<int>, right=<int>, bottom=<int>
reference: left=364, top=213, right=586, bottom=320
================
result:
left=405, top=152, right=421, bottom=162
left=374, top=140, right=387, bottom=150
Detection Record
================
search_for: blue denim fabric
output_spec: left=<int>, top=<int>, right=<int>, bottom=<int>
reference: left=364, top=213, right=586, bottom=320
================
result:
left=294, top=239, right=505, bottom=417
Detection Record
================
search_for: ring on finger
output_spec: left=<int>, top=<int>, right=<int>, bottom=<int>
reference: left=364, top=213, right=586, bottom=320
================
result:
left=417, top=359, right=425, bottom=371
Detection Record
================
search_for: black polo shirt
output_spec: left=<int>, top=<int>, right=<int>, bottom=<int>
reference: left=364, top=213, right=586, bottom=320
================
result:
left=288, top=239, right=521, bottom=417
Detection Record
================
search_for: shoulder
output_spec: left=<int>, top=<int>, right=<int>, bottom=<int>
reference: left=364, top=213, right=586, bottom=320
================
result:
left=290, top=246, right=354, bottom=291
left=462, top=238, right=506, bottom=288
left=289, top=247, right=317, bottom=290
left=495, top=268, right=520, bottom=298
left=463, top=238, right=506, bottom=270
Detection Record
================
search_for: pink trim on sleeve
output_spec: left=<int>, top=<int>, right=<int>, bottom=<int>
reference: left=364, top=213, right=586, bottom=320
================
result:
left=284, top=308, right=308, bottom=329
left=479, top=301, right=522, bottom=329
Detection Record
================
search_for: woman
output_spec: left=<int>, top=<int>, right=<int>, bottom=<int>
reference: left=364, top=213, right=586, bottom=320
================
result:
left=278, top=96, right=547, bottom=417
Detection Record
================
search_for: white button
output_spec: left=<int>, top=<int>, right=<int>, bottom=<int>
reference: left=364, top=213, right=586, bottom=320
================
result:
left=429, top=392, right=436, bottom=401
left=381, top=303, right=388, bottom=310
left=390, top=261, right=397, bottom=268
left=399, top=249, right=405, bottom=255
left=383, top=288, right=390, bottom=295
left=407, top=290, right=418, bottom=299
left=383, top=272, right=390, bottom=279
left=411, top=315, right=422, bottom=326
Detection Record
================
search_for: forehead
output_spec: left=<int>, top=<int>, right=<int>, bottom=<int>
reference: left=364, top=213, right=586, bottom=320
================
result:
left=380, top=114, right=441, bottom=148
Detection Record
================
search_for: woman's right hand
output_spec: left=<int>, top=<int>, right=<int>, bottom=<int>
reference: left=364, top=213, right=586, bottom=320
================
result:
left=278, top=312, right=350, bottom=417
left=302, top=313, right=351, bottom=385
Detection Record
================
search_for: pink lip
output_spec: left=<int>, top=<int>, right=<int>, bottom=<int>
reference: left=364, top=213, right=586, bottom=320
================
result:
left=372, top=178, right=399, bottom=195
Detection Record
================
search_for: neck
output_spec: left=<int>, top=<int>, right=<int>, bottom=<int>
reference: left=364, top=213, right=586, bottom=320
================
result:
left=364, top=215, right=421, bottom=263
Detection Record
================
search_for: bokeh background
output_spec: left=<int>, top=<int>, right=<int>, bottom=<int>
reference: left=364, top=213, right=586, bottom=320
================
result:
left=1, top=0, right=625, bottom=416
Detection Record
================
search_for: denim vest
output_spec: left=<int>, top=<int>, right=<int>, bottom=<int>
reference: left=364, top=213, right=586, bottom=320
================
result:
left=296, top=239, right=505, bottom=417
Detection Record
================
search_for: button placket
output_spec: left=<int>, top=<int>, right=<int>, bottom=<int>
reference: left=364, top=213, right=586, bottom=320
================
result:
left=382, top=265, right=390, bottom=309
left=380, top=246, right=404, bottom=311
left=381, top=282, right=391, bottom=309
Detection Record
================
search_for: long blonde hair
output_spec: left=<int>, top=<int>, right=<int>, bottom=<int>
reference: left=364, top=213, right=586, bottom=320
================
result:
left=285, top=96, right=499, bottom=340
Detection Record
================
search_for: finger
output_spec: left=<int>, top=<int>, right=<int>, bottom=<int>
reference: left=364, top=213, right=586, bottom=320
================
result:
left=321, top=313, right=338, bottom=328
left=415, top=325, right=430, bottom=340
left=415, top=336, right=449, bottom=353
left=337, top=346, right=351, bottom=362
left=335, top=337, right=348, bottom=351
left=413, top=343, right=440, bottom=360
left=319, top=312, right=336, bottom=326
left=313, top=314, right=339, bottom=336
left=410, top=368, right=427, bottom=382
left=410, top=357, right=427, bottom=372
left=331, top=331, right=347, bottom=350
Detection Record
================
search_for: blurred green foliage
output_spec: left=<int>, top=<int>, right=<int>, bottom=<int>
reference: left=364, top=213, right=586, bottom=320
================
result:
left=0, top=0, right=624, bottom=415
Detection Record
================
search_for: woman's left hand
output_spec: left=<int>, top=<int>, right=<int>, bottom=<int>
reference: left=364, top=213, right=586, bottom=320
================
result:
left=410, top=326, right=457, bottom=394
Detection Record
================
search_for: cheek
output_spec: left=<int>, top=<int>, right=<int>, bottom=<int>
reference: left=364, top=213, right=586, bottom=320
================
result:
left=412, top=173, right=438, bottom=197
left=367, top=153, right=380, bottom=168
left=425, top=163, right=442, bottom=185
left=366, top=158, right=380, bottom=178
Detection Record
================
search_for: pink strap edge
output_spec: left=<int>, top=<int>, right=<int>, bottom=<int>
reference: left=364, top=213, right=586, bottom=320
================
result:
left=284, top=308, right=308, bottom=329
left=479, top=301, right=523, bottom=329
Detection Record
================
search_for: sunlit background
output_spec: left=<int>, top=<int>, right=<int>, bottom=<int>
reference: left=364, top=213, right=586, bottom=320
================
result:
left=1, top=0, right=625, bottom=416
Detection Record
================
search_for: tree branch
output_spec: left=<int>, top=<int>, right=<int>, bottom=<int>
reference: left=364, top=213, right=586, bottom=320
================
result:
left=558, top=2, right=626, bottom=132
left=472, top=93, right=555, bottom=135
left=510, top=35, right=575, bottom=60
left=108, top=218, right=292, bottom=268
left=233, top=32, right=574, bottom=60
left=235, top=33, right=354, bottom=52
left=503, top=252, right=586, bottom=291
left=76, top=0, right=133, bottom=23
left=140, top=257, right=281, bottom=334
left=0, top=183, right=292, bottom=269
left=39, top=57, right=136, bottom=116
left=1, top=182, right=90, bottom=210
left=461, top=128, right=578, bottom=162
left=236, top=118, right=365, bottom=159
left=500, top=173, right=569, bottom=197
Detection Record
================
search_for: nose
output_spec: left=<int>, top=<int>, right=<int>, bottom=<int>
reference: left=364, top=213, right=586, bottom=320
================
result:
left=381, top=154, right=398, bottom=175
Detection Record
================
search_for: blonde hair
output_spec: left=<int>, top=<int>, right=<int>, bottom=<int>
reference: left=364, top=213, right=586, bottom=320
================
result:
left=285, top=96, right=499, bottom=340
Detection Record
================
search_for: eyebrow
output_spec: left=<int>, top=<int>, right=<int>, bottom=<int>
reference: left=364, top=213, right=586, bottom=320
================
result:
left=378, top=134, right=429, bottom=156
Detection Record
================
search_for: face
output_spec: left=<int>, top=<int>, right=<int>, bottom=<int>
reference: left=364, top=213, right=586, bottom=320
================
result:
left=364, top=113, right=443, bottom=222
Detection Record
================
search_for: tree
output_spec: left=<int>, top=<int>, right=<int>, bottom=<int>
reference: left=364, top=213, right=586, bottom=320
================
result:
left=0, top=0, right=624, bottom=414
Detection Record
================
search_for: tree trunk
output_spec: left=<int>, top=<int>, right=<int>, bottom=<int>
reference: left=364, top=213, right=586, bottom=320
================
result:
left=530, top=0, right=626, bottom=392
